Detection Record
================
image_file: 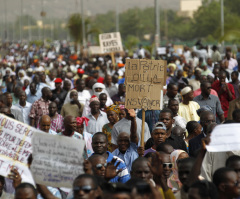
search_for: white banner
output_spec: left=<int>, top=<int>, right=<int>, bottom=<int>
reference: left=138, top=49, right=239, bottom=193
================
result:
left=206, top=124, right=240, bottom=152
left=31, top=132, right=85, bottom=188
left=99, top=32, right=123, bottom=54
left=0, top=114, right=35, bottom=184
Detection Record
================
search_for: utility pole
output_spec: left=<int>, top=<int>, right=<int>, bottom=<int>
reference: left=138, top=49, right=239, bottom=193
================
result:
left=116, top=0, right=119, bottom=32
left=155, top=0, right=160, bottom=52
left=4, top=0, right=7, bottom=40
left=221, top=0, right=224, bottom=37
left=20, top=0, right=23, bottom=41
left=81, top=0, right=86, bottom=47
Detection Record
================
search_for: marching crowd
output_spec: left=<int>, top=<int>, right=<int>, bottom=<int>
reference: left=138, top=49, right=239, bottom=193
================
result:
left=0, top=41, right=240, bottom=199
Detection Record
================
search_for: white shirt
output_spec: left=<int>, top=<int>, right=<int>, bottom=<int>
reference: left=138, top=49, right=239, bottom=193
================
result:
left=85, top=110, right=109, bottom=135
left=64, top=90, right=91, bottom=106
left=111, top=118, right=151, bottom=146
left=16, top=102, right=32, bottom=125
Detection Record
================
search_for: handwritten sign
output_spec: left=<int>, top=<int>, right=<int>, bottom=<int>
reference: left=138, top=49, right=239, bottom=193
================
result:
left=31, top=132, right=85, bottom=188
left=0, top=114, right=35, bottom=184
left=206, top=124, right=240, bottom=152
left=174, top=45, right=184, bottom=55
left=157, top=47, right=166, bottom=55
left=99, top=32, right=123, bottom=54
left=89, top=46, right=102, bottom=55
left=125, top=59, right=167, bottom=110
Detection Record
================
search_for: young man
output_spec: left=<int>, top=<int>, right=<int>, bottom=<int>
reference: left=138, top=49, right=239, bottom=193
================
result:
left=48, top=102, right=64, bottom=133
left=16, top=91, right=32, bottom=125
left=163, top=83, right=181, bottom=108
left=91, top=132, right=130, bottom=183
left=29, top=87, right=52, bottom=127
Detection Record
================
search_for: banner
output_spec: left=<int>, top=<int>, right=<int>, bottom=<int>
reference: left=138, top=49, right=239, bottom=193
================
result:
left=31, top=132, right=85, bottom=188
left=0, top=114, right=35, bottom=184
left=125, top=59, right=167, bottom=110
left=99, top=32, right=123, bottom=54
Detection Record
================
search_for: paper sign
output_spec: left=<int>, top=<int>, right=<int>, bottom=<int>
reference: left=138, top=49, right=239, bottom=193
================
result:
left=206, top=124, right=240, bottom=152
left=0, top=114, right=35, bottom=184
left=157, top=47, right=166, bottom=55
left=125, top=59, right=167, bottom=110
left=89, top=46, right=102, bottom=55
left=99, top=32, right=123, bottom=54
left=31, top=132, right=85, bottom=188
left=174, top=45, right=184, bottom=55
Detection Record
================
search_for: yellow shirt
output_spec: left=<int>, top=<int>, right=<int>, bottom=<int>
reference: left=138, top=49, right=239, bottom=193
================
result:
left=178, top=101, right=200, bottom=122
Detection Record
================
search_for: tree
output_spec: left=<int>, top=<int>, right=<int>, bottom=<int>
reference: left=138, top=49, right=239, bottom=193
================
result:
left=67, top=13, right=99, bottom=50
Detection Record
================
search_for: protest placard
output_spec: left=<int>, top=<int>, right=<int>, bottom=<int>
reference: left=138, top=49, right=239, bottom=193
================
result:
left=31, top=132, right=85, bottom=188
left=174, top=45, right=184, bottom=55
left=0, top=114, right=34, bottom=184
left=157, top=47, right=166, bottom=55
left=99, top=32, right=123, bottom=54
left=125, top=59, right=167, bottom=110
left=206, top=124, right=240, bottom=152
left=89, top=46, right=102, bottom=55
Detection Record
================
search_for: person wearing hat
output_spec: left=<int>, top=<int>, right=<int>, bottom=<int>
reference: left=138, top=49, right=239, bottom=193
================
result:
left=73, top=68, right=88, bottom=81
left=178, top=86, right=200, bottom=122
left=51, top=78, right=65, bottom=113
left=85, top=95, right=109, bottom=135
left=60, top=90, right=84, bottom=118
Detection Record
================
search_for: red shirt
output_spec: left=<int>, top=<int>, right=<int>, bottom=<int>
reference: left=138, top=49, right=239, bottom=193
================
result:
left=212, top=80, right=236, bottom=118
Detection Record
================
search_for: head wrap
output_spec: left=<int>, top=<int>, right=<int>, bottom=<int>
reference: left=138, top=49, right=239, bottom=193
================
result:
left=168, top=63, right=177, bottom=71
left=77, top=69, right=85, bottom=74
left=168, top=150, right=188, bottom=190
left=106, top=105, right=120, bottom=114
left=92, top=83, right=107, bottom=98
left=90, top=95, right=100, bottom=103
left=180, top=86, right=192, bottom=96
left=76, top=117, right=89, bottom=126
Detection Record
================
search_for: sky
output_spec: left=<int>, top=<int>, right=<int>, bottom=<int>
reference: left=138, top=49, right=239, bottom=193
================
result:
left=0, top=0, right=180, bottom=21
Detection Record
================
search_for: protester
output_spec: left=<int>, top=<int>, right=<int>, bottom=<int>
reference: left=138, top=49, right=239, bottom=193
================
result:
left=163, top=83, right=181, bottom=108
left=48, top=102, right=64, bottom=133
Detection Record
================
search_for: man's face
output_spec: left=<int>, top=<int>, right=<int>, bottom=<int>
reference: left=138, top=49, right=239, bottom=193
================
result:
left=152, top=129, right=167, bottom=146
left=178, top=162, right=193, bottom=186
left=160, top=154, right=172, bottom=180
left=167, top=85, right=178, bottom=98
left=117, top=133, right=130, bottom=154
left=30, top=83, right=37, bottom=95
left=6, top=94, right=13, bottom=107
left=76, top=80, right=85, bottom=91
left=45, top=89, right=53, bottom=100
left=73, top=178, right=98, bottom=199
left=90, top=101, right=100, bottom=113
left=231, top=74, right=238, bottom=82
left=200, top=114, right=215, bottom=133
left=219, top=74, right=226, bottom=84
left=91, top=157, right=107, bottom=178
left=201, top=83, right=211, bottom=96
left=105, top=76, right=112, bottom=85
left=49, top=103, right=57, bottom=116
left=15, top=188, right=37, bottom=199
left=131, top=161, right=152, bottom=181
left=70, top=92, right=78, bottom=101
left=228, top=161, right=240, bottom=181
left=99, top=95, right=107, bottom=107
left=92, top=135, right=107, bottom=155
left=55, top=82, right=61, bottom=90
left=66, top=117, right=77, bottom=132
left=168, top=100, right=179, bottom=115
left=63, top=81, right=71, bottom=91
left=222, top=171, right=240, bottom=198
left=19, top=92, right=26, bottom=104
left=40, top=119, right=51, bottom=133
left=159, top=112, right=173, bottom=130
left=119, top=84, right=126, bottom=94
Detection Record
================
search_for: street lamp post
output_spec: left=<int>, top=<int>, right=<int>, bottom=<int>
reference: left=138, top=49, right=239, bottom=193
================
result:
left=81, top=0, right=86, bottom=48
left=116, top=0, right=119, bottom=32
left=221, top=0, right=224, bottom=37
left=155, top=0, right=160, bottom=53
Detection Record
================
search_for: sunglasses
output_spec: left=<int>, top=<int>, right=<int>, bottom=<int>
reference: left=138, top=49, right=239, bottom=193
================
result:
left=73, top=185, right=97, bottom=193
left=96, top=163, right=107, bottom=170
left=163, top=163, right=173, bottom=169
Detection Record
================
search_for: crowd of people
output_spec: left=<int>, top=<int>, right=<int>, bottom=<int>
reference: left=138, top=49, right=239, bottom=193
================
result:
left=1, top=41, right=240, bottom=199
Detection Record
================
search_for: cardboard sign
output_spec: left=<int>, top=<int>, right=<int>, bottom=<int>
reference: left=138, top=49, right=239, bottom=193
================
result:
left=125, top=59, right=167, bottom=110
left=206, top=124, right=240, bottom=152
left=99, top=32, right=123, bottom=54
left=0, top=114, right=35, bottom=184
left=31, top=132, right=85, bottom=188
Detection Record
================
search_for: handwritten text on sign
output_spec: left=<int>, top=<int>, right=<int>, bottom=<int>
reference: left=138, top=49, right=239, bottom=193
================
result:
left=125, top=59, right=167, bottom=110
left=99, top=32, right=123, bottom=53
left=0, top=114, right=35, bottom=184
left=31, top=133, right=85, bottom=188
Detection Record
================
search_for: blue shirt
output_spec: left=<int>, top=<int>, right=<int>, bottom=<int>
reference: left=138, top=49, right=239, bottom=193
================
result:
left=112, top=143, right=139, bottom=173
left=27, top=93, right=40, bottom=104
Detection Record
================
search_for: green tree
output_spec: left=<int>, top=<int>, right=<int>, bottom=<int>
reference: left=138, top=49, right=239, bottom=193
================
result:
left=67, top=13, right=99, bottom=50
